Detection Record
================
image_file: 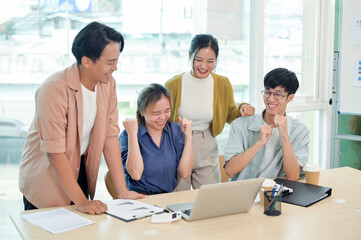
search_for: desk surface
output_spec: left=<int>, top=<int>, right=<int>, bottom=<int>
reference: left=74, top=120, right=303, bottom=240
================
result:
left=10, top=167, right=361, bottom=240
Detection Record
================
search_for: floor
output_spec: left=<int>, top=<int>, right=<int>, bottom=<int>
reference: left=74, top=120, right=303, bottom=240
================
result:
left=0, top=163, right=112, bottom=239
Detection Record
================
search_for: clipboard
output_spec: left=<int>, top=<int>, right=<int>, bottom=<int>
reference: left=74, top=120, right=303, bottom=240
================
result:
left=274, top=178, right=332, bottom=207
left=105, top=199, right=165, bottom=222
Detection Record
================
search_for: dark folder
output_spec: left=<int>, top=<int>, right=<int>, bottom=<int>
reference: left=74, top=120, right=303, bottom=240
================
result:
left=274, top=178, right=332, bottom=207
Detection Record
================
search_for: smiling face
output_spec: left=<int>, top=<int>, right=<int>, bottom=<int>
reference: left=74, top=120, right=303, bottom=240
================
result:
left=263, top=86, right=294, bottom=117
left=86, top=41, right=120, bottom=86
left=143, top=95, right=171, bottom=133
left=190, top=46, right=217, bottom=79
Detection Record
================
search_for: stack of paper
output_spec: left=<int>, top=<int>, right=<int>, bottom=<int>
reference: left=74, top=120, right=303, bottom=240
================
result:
left=22, top=208, right=94, bottom=234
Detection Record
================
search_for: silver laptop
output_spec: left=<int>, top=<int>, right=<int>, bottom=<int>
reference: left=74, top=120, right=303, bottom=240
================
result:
left=167, top=177, right=264, bottom=221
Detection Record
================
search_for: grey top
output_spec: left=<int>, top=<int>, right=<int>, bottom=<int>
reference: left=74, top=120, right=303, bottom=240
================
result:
left=224, top=111, right=310, bottom=181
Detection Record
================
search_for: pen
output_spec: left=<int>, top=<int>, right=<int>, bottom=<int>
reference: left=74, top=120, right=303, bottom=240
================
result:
left=271, top=185, right=277, bottom=197
left=266, top=185, right=283, bottom=209
left=266, top=185, right=284, bottom=214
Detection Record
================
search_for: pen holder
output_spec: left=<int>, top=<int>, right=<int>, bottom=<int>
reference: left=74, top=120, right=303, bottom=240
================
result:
left=264, top=191, right=282, bottom=216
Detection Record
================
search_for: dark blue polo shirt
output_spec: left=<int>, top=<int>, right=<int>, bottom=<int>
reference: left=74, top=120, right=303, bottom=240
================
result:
left=119, top=122, right=185, bottom=194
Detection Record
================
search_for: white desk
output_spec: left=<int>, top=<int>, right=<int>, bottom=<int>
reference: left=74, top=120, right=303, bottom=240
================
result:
left=10, top=167, right=361, bottom=240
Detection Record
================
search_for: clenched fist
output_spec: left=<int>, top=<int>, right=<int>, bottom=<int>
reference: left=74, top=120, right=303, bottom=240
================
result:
left=178, top=117, right=193, bottom=137
left=123, top=118, right=138, bottom=136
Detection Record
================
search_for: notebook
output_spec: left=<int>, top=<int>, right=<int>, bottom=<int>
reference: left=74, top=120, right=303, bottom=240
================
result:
left=167, top=177, right=264, bottom=221
left=274, top=178, right=332, bottom=207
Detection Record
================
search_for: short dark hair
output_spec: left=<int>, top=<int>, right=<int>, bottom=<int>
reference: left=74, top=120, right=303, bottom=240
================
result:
left=189, top=34, right=219, bottom=67
left=136, top=83, right=171, bottom=125
left=72, top=21, right=124, bottom=65
left=264, top=68, right=299, bottom=95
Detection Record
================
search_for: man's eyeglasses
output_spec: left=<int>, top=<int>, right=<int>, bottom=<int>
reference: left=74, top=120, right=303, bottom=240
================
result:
left=261, top=90, right=288, bottom=100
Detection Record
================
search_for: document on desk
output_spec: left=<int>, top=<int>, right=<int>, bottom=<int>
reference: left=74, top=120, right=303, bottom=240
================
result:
left=105, top=199, right=165, bottom=222
left=22, top=208, right=94, bottom=234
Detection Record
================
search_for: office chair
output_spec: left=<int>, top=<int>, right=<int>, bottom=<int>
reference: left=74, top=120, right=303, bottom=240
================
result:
left=219, top=155, right=229, bottom=183
left=104, top=171, right=117, bottom=199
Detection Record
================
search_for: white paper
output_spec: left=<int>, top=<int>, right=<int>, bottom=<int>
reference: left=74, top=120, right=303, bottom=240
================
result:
left=350, top=55, right=361, bottom=87
left=105, top=199, right=164, bottom=221
left=22, top=208, right=94, bottom=234
left=351, top=14, right=361, bottom=45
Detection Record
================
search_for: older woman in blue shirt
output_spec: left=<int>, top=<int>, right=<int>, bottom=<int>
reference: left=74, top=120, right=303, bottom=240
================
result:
left=119, top=83, right=193, bottom=194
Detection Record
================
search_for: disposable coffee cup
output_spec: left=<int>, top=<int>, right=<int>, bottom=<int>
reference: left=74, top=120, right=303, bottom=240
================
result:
left=303, top=163, right=321, bottom=185
left=259, top=179, right=276, bottom=206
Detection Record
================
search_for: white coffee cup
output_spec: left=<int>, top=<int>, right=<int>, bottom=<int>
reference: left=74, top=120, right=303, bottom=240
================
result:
left=303, top=163, right=321, bottom=185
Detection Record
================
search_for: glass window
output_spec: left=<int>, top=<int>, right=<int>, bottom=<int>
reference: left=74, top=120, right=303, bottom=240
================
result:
left=209, top=0, right=251, bottom=152
left=263, top=0, right=326, bottom=168
left=339, top=139, right=361, bottom=169
left=338, top=115, right=361, bottom=135
left=288, top=110, right=318, bottom=165
left=337, top=115, right=361, bottom=170
left=0, top=2, right=332, bottom=239
left=264, top=0, right=318, bottom=98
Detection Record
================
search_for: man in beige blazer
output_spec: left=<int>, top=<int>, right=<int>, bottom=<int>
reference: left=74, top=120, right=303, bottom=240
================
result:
left=19, top=22, right=144, bottom=214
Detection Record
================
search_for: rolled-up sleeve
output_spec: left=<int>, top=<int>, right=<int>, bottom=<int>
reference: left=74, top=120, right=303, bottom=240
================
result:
left=36, top=82, right=67, bottom=153
left=224, top=118, right=247, bottom=163
left=106, top=79, right=120, bottom=139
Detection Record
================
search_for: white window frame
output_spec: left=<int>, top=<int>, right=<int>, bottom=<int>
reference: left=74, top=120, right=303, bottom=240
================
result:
left=248, top=0, right=335, bottom=169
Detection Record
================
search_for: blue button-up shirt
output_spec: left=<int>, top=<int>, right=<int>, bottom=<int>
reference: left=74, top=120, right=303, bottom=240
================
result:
left=119, top=122, right=185, bottom=194
left=224, top=111, right=310, bottom=181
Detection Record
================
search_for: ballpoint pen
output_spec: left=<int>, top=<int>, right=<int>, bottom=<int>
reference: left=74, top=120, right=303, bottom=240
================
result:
left=266, top=185, right=284, bottom=214
left=271, top=185, right=277, bottom=198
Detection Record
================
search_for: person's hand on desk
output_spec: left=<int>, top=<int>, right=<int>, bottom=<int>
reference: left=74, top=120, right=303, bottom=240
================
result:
left=77, top=199, right=108, bottom=215
left=117, top=190, right=147, bottom=200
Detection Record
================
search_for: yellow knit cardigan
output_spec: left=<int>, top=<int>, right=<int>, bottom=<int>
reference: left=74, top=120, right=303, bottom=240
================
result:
left=165, top=72, right=247, bottom=137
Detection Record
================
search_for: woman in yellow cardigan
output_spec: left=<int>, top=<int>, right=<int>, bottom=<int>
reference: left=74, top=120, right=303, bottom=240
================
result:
left=165, top=34, right=255, bottom=191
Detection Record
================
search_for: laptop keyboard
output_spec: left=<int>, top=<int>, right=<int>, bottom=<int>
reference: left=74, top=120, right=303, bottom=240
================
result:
left=182, top=209, right=192, bottom=216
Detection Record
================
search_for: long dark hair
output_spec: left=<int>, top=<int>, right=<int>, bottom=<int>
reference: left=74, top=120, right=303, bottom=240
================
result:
left=136, top=83, right=171, bottom=125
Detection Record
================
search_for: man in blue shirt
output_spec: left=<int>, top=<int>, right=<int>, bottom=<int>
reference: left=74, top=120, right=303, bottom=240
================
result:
left=224, top=68, right=310, bottom=181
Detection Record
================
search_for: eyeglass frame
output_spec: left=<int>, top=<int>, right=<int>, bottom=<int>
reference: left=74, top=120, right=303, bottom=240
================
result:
left=261, top=90, right=290, bottom=101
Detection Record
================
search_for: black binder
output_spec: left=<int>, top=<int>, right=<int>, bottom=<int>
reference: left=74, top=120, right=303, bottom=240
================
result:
left=274, top=178, right=332, bottom=207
